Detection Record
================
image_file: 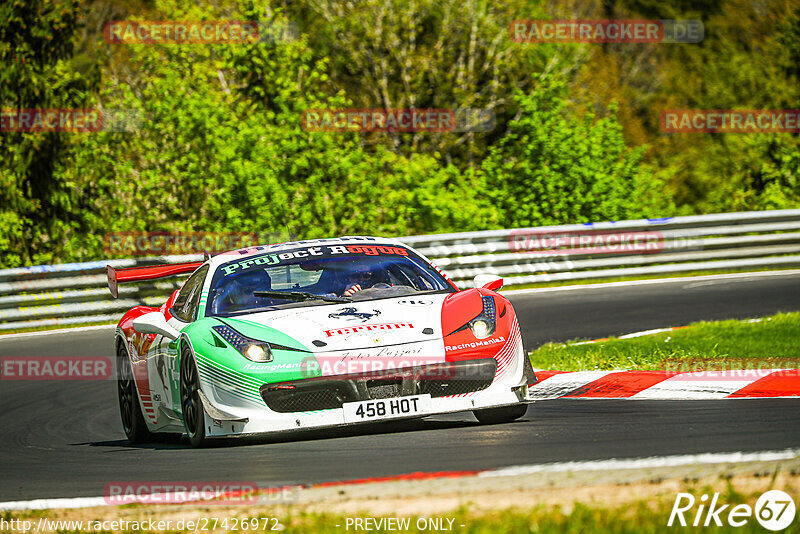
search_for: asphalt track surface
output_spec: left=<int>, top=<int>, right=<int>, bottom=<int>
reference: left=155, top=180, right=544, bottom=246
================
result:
left=1, top=272, right=799, bottom=501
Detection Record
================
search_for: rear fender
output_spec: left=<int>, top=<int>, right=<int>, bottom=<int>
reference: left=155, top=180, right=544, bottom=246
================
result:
left=114, top=330, right=159, bottom=430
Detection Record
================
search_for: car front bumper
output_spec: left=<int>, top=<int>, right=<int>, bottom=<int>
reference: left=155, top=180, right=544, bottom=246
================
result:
left=197, top=338, right=534, bottom=438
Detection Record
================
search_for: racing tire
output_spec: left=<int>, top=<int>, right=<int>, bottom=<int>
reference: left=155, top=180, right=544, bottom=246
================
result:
left=117, top=342, right=154, bottom=444
left=180, top=345, right=207, bottom=447
left=473, top=403, right=528, bottom=424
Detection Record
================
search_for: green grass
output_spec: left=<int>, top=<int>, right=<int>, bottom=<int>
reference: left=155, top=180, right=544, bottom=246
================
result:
left=529, top=312, right=800, bottom=371
left=278, top=499, right=779, bottom=533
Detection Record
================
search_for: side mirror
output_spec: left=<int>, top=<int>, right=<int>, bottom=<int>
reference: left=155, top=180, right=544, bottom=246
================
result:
left=132, top=312, right=181, bottom=341
left=473, top=274, right=503, bottom=291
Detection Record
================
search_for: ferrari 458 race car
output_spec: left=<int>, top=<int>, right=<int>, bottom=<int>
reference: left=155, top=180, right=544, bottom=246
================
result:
left=110, top=237, right=537, bottom=446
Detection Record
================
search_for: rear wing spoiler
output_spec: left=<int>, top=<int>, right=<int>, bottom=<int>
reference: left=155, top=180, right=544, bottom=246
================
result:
left=106, top=261, right=204, bottom=298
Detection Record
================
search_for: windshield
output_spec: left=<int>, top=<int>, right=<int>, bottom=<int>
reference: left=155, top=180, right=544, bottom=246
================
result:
left=206, top=243, right=454, bottom=317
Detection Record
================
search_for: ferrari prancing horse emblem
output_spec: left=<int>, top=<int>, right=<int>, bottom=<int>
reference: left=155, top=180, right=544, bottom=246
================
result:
left=328, top=307, right=381, bottom=322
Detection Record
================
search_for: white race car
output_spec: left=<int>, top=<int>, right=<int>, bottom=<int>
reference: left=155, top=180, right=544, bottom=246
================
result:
left=109, top=237, right=537, bottom=446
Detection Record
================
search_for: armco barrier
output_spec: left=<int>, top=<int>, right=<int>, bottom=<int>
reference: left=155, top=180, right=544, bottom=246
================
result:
left=2, top=210, right=800, bottom=331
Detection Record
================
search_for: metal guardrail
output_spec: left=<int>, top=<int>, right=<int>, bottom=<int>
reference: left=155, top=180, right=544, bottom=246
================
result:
left=2, top=210, right=800, bottom=331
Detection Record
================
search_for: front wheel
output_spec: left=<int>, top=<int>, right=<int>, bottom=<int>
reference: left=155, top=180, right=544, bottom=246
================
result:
left=117, top=342, right=154, bottom=444
left=473, top=403, right=528, bottom=424
left=180, top=345, right=207, bottom=447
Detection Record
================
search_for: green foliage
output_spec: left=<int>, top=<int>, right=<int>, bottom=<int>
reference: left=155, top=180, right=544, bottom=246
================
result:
left=1, top=0, right=798, bottom=267
left=597, top=0, right=800, bottom=213
left=476, top=81, right=665, bottom=226
left=0, top=0, right=100, bottom=267
left=53, top=0, right=495, bottom=262
left=282, top=0, right=578, bottom=167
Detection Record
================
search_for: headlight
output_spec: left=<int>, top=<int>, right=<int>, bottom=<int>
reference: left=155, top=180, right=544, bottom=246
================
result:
left=471, top=319, right=492, bottom=339
left=244, top=343, right=271, bottom=362
left=470, top=296, right=497, bottom=338
left=448, top=295, right=497, bottom=339
left=212, top=324, right=273, bottom=363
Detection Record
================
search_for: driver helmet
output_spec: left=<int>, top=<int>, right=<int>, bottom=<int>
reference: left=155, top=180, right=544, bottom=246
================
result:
left=346, top=264, right=376, bottom=287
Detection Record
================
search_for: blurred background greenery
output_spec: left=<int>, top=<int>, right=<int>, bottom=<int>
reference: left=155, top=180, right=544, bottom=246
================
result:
left=1, top=0, right=798, bottom=267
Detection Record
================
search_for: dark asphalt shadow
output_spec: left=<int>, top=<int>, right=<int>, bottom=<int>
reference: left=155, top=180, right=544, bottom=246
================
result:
left=74, top=416, right=484, bottom=450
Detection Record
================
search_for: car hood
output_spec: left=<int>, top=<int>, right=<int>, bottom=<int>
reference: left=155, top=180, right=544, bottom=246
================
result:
left=222, top=293, right=450, bottom=357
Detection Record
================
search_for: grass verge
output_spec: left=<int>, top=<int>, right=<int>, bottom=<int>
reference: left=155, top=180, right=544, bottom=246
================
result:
left=528, top=311, right=800, bottom=371
left=2, top=474, right=797, bottom=533
left=273, top=491, right=793, bottom=533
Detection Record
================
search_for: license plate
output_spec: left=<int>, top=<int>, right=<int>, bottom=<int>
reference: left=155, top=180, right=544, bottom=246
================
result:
left=343, top=395, right=431, bottom=423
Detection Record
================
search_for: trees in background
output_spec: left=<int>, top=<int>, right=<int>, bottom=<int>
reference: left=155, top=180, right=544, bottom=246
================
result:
left=0, top=0, right=99, bottom=266
left=1, top=0, right=797, bottom=267
left=49, top=0, right=498, bottom=262
left=475, top=83, right=670, bottom=227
